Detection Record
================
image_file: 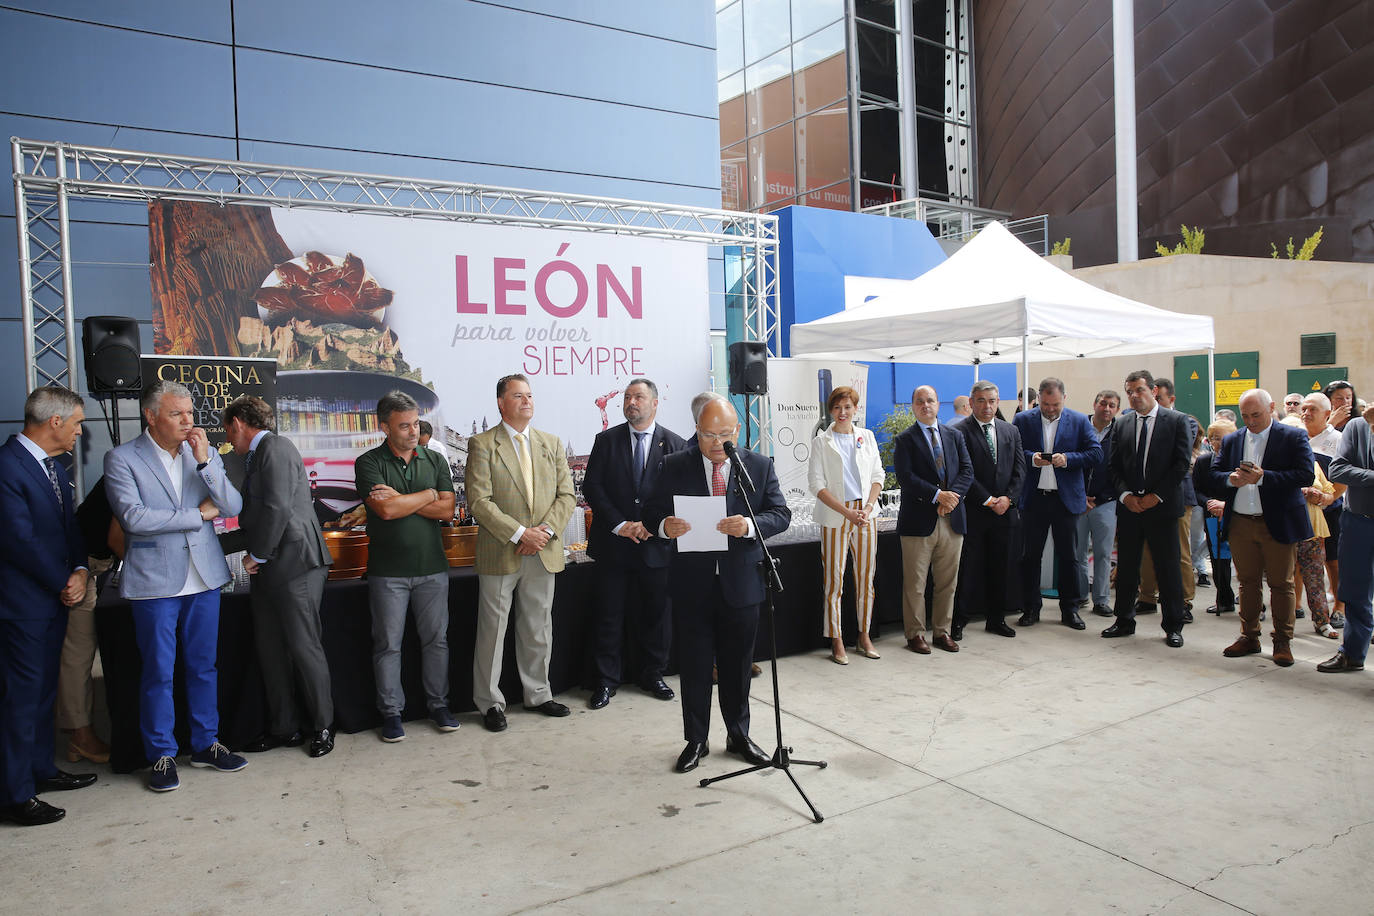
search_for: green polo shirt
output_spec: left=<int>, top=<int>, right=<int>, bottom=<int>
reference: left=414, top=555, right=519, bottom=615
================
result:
left=354, top=442, right=454, bottom=577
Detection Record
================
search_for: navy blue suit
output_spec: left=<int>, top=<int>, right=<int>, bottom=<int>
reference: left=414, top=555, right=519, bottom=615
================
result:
left=582, top=421, right=687, bottom=687
left=893, top=422, right=974, bottom=536
left=954, top=415, right=1025, bottom=627
left=642, top=443, right=790, bottom=742
left=1012, top=407, right=1102, bottom=616
left=0, top=436, right=84, bottom=806
left=1207, top=422, right=1315, bottom=545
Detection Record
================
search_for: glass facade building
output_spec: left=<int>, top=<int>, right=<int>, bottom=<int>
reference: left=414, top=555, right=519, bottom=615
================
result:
left=717, top=0, right=976, bottom=213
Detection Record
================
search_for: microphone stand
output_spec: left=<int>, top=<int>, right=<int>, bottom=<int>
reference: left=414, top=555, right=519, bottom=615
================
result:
left=699, top=444, right=827, bottom=823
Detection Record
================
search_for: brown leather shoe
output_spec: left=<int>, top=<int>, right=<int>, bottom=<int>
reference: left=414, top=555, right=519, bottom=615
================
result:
left=1272, top=641, right=1295, bottom=667
left=1317, top=650, right=1364, bottom=672
left=1222, top=635, right=1262, bottom=657
left=933, top=634, right=960, bottom=653
left=905, top=635, right=931, bottom=655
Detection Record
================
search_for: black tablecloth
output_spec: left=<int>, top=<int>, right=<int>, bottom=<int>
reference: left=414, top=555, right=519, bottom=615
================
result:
left=95, top=534, right=905, bottom=773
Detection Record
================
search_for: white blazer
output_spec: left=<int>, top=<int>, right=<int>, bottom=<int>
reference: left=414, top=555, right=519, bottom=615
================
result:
left=808, top=424, right=886, bottom=528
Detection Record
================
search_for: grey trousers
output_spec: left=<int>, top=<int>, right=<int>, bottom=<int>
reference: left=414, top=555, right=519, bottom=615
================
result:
left=473, top=555, right=556, bottom=714
left=369, top=572, right=450, bottom=717
left=1076, top=501, right=1118, bottom=608
left=252, top=562, right=333, bottom=734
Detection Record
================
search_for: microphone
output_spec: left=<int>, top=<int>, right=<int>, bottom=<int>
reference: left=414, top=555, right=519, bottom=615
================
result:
left=721, top=440, right=755, bottom=495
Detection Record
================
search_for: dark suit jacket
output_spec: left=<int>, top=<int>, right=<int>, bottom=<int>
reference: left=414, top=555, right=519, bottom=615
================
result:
left=1107, top=407, right=1193, bottom=518
left=1084, top=421, right=1116, bottom=505
left=894, top=421, right=974, bottom=536
left=1205, top=421, right=1314, bottom=544
left=954, top=415, right=1024, bottom=527
left=0, top=436, right=84, bottom=621
left=240, top=431, right=331, bottom=572
left=582, top=421, right=687, bottom=569
left=1012, top=407, right=1102, bottom=514
left=641, top=443, right=790, bottom=609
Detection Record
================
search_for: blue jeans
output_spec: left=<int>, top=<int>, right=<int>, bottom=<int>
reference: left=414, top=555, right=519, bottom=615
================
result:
left=130, top=589, right=221, bottom=760
left=1076, top=501, right=1117, bottom=607
left=369, top=573, right=450, bottom=717
left=1189, top=505, right=1208, bottom=574
left=1337, top=511, right=1374, bottom=663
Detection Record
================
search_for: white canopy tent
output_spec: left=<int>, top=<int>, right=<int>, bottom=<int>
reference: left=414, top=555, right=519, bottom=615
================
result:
left=789, top=221, right=1217, bottom=413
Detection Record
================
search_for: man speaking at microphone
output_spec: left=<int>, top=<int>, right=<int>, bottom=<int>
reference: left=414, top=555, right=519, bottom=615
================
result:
left=642, top=394, right=791, bottom=774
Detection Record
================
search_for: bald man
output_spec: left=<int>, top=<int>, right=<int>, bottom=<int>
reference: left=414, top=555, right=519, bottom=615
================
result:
left=642, top=396, right=791, bottom=774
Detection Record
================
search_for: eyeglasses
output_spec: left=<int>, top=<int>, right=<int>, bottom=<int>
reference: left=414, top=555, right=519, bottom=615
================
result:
left=696, top=429, right=738, bottom=442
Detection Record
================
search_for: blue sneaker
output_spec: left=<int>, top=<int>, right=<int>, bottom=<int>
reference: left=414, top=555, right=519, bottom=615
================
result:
left=148, top=756, right=180, bottom=792
left=380, top=715, right=405, bottom=743
left=431, top=706, right=460, bottom=732
left=189, top=742, right=248, bottom=772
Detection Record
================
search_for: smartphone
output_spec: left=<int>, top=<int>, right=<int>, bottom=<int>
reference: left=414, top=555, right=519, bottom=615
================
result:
left=1038, top=452, right=1053, bottom=461
left=1240, top=459, right=1257, bottom=470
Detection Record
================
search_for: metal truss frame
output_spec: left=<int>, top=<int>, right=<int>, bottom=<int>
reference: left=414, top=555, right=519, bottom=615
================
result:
left=13, top=138, right=781, bottom=455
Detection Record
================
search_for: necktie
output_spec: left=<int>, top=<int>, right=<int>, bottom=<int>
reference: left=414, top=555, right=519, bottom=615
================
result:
left=711, top=461, right=727, bottom=496
left=43, top=457, right=63, bottom=507
left=632, top=431, right=647, bottom=489
left=983, top=423, right=996, bottom=462
left=1135, top=415, right=1150, bottom=486
left=928, top=426, right=944, bottom=479
left=515, top=432, right=534, bottom=502
left=243, top=449, right=256, bottom=499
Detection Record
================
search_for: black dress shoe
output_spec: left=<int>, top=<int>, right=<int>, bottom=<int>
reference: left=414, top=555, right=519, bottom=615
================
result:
left=1101, top=621, right=1136, bottom=638
left=1197, top=573, right=1211, bottom=587
left=36, top=770, right=97, bottom=792
left=243, top=731, right=303, bottom=753
left=1165, top=631, right=1184, bottom=648
left=588, top=686, right=615, bottom=709
left=674, top=741, right=709, bottom=773
left=726, top=733, right=771, bottom=766
left=524, top=700, right=571, bottom=717
left=638, top=677, right=675, bottom=701
left=1091, top=604, right=1114, bottom=617
left=1207, top=604, right=1235, bottom=615
left=1062, top=611, right=1086, bottom=630
left=1182, top=608, right=1194, bottom=625
left=985, top=620, right=1017, bottom=638
left=483, top=706, right=508, bottom=732
left=0, top=797, right=64, bottom=826
left=1017, top=610, right=1039, bottom=627
left=950, top=624, right=964, bottom=642
left=1135, top=601, right=1158, bottom=615
left=1076, top=598, right=1090, bottom=610
left=308, top=729, right=334, bottom=758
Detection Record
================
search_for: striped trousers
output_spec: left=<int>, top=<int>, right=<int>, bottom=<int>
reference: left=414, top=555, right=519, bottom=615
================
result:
left=820, top=500, right=877, bottom=638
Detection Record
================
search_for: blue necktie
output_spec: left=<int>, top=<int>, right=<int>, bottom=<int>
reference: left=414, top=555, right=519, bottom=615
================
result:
left=632, top=431, right=647, bottom=489
left=43, top=457, right=63, bottom=507
left=928, top=426, right=944, bottom=480
left=244, top=449, right=256, bottom=499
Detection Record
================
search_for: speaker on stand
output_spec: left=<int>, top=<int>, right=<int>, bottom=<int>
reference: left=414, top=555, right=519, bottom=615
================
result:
left=82, top=316, right=143, bottom=446
left=728, top=340, right=768, bottom=449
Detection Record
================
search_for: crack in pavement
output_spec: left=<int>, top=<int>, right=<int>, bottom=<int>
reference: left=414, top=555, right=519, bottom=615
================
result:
left=1191, top=819, right=1374, bottom=889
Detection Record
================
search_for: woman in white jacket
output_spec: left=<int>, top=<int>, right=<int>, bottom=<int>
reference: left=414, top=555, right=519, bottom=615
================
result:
left=808, top=386, right=886, bottom=664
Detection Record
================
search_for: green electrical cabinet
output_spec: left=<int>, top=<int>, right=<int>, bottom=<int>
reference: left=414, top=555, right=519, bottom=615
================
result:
left=1173, top=351, right=1260, bottom=424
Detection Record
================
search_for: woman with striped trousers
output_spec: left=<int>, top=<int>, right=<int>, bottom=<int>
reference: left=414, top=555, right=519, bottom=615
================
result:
left=808, top=387, right=886, bottom=665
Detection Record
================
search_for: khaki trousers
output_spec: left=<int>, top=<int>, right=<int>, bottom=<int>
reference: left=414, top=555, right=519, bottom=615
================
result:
left=901, top=517, right=963, bottom=639
left=1139, top=512, right=1195, bottom=603
left=57, top=556, right=113, bottom=729
left=1228, top=514, right=1298, bottom=642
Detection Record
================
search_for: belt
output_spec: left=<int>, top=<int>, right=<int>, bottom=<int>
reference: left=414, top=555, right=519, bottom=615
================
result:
left=1036, top=488, right=1059, bottom=496
left=1232, top=511, right=1264, bottom=519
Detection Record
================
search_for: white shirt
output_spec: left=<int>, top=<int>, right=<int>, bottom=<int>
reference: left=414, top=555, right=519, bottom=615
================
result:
left=145, top=430, right=211, bottom=598
left=612, top=422, right=657, bottom=536
left=1309, top=425, right=1343, bottom=458
left=1231, top=423, right=1271, bottom=515
left=831, top=431, right=864, bottom=501
left=1038, top=413, right=1061, bottom=489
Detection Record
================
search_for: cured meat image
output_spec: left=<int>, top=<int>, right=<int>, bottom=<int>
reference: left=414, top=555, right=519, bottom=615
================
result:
left=252, top=251, right=393, bottom=328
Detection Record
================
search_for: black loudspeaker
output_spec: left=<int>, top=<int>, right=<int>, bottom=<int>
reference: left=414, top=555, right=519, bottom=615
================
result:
left=728, top=340, right=768, bottom=395
left=82, top=316, right=142, bottom=396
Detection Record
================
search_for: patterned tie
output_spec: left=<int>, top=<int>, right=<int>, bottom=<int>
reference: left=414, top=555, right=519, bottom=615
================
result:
left=928, top=426, right=945, bottom=479
left=1135, top=415, right=1150, bottom=486
left=515, top=432, right=534, bottom=502
left=983, top=422, right=996, bottom=462
left=633, top=431, right=648, bottom=489
left=711, top=461, right=727, bottom=496
left=243, top=449, right=256, bottom=500
left=43, top=457, right=63, bottom=507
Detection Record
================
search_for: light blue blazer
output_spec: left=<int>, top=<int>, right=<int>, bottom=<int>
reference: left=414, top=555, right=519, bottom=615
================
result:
left=104, top=433, right=242, bottom=600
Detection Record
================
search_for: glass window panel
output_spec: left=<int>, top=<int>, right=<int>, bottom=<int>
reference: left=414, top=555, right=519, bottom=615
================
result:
left=719, top=76, right=746, bottom=147
left=800, top=179, right=852, bottom=210
left=717, top=1, right=744, bottom=80
left=743, top=0, right=791, bottom=64
left=912, top=37, right=954, bottom=118
left=915, top=112, right=951, bottom=200
left=748, top=123, right=797, bottom=208
left=858, top=103, right=900, bottom=184
left=721, top=141, right=747, bottom=210
left=856, top=20, right=898, bottom=105
left=912, top=0, right=954, bottom=49
left=794, top=22, right=847, bottom=115
left=793, top=19, right=845, bottom=70
left=854, top=0, right=895, bottom=28
left=763, top=198, right=797, bottom=213
left=795, top=107, right=849, bottom=192
left=791, top=0, right=841, bottom=39
left=745, top=46, right=794, bottom=136
left=859, top=180, right=901, bottom=210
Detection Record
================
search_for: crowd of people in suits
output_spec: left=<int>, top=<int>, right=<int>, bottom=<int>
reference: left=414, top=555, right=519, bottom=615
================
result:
left=4, top=367, right=1372, bottom=825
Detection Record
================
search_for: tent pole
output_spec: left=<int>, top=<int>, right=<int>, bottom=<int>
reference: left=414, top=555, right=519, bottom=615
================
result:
left=1207, top=347, right=1216, bottom=420
left=1021, top=336, right=1030, bottom=409
left=973, top=361, right=980, bottom=383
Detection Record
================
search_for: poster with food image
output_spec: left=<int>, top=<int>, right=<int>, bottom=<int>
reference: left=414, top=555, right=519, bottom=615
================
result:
left=149, top=201, right=710, bottom=522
